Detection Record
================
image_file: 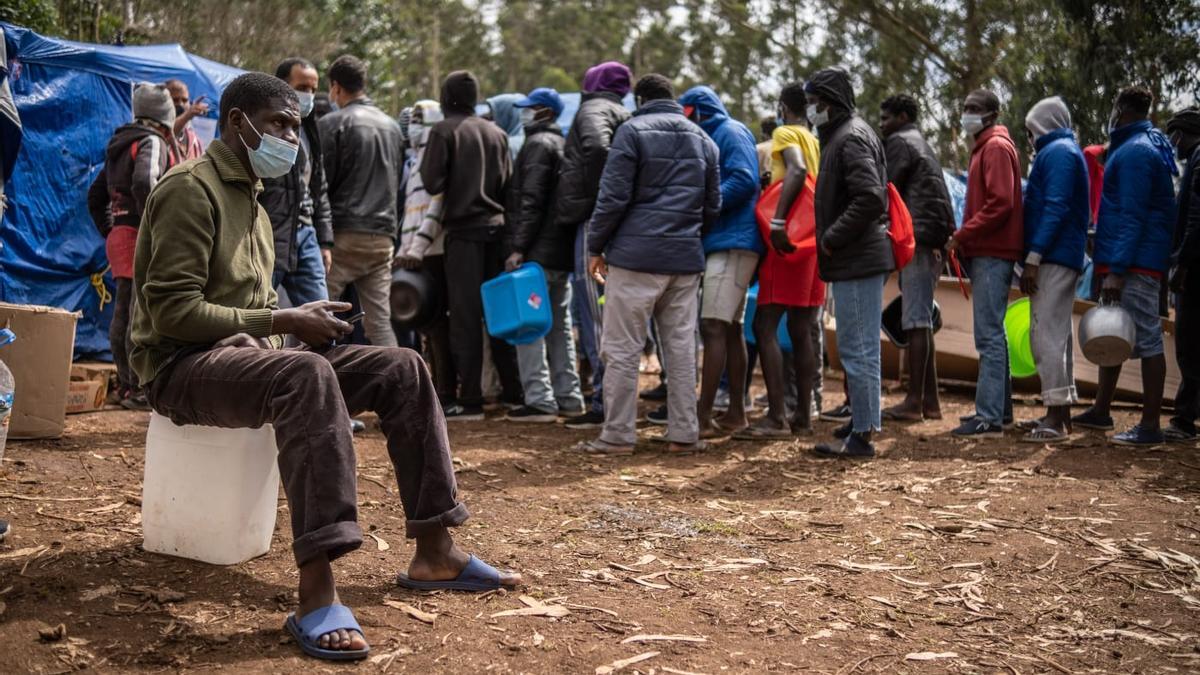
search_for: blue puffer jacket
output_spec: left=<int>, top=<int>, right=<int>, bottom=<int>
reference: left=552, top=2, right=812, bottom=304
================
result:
left=587, top=99, right=721, bottom=275
left=1023, top=128, right=1089, bottom=271
left=678, top=86, right=762, bottom=255
left=1094, top=120, right=1178, bottom=275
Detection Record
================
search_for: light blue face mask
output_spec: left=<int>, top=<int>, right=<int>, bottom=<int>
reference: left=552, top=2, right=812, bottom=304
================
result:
left=296, top=91, right=314, bottom=118
left=239, top=114, right=298, bottom=179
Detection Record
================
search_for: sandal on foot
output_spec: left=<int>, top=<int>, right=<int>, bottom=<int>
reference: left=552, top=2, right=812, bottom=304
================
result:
left=731, top=423, right=792, bottom=441
left=666, top=440, right=710, bottom=455
left=882, top=407, right=922, bottom=422
left=285, top=605, right=370, bottom=661
left=1019, top=426, right=1069, bottom=444
left=699, top=426, right=730, bottom=440
left=396, top=555, right=515, bottom=592
left=571, top=439, right=634, bottom=456
left=1015, top=418, right=1045, bottom=432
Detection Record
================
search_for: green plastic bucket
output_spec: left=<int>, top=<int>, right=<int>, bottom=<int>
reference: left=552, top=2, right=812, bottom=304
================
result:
left=1004, top=297, right=1037, bottom=378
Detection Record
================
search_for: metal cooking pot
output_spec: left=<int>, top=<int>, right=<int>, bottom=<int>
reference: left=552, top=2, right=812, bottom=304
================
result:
left=880, top=295, right=943, bottom=348
left=390, top=267, right=438, bottom=331
left=1078, top=302, right=1136, bottom=367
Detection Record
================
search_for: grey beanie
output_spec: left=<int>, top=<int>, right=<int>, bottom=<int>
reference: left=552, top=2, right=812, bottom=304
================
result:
left=132, top=82, right=175, bottom=129
left=1025, top=96, right=1071, bottom=141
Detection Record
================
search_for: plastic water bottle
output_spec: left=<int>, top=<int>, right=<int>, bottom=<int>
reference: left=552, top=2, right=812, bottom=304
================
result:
left=0, top=328, right=15, bottom=464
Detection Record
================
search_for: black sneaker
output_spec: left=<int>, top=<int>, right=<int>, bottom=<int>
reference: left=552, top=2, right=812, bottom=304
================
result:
left=443, top=403, right=485, bottom=422
left=814, top=432, right=875, bottom=459
left=558, top=405, right=585, bottom=417
left=833, top=421, right=852, bottom=440
left=645, top=404, right=668, bottom=426
left=1071, top=408, right=1115, bottom=431
left=640, top=383, right=668, bottom=401
left=958, top=412, right=1015, bottom=429
left=120, top=392, right=151, bottom=411
left=1164, top=423, right=1198, bottom=444
left=0, top=518, right=8, bottom=543
left=1111, top=424, right=1165, bottom=447
left=564, top=410, right=604, bottom=429
left=820, top=403, right=852, bottom=422
left=952, top=418, right=1004, bottom=437
left=506, top=406, right=558, bottom=423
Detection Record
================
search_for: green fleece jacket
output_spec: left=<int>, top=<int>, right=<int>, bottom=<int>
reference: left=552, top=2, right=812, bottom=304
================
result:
left=130, top=139, right=280, bottom=385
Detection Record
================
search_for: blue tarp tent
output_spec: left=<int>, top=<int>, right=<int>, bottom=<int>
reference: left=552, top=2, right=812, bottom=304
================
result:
left=0, top=23, right=241, bottom=359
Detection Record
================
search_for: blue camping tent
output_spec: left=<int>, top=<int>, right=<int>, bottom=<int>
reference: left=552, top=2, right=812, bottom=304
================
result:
left=0, top=23, right=242, bottom=358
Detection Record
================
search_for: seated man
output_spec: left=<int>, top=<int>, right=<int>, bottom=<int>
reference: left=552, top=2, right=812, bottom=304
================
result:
left=129, top=72, right=519, bottom=662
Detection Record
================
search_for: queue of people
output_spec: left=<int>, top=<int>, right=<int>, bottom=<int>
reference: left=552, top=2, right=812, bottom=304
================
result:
left=80, top=56, right=1200, bottom=660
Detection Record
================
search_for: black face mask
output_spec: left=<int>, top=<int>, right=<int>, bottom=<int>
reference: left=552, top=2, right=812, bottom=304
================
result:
left=175, top=104, right=186, bottom=117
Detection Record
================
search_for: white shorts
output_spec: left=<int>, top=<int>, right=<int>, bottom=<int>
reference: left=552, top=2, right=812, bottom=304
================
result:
left=701, top=249, right=759, bottom=322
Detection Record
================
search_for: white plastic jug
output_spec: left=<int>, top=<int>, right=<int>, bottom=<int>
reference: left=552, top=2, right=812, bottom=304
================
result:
left=142, top=412, right=280, bottom=565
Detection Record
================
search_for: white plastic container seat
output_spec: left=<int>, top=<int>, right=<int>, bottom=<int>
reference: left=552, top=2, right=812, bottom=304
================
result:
left=141, top=412, right=281, bottom=565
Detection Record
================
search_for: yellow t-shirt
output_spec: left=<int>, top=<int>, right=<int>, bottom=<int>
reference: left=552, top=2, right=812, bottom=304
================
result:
left=770, top=125, right=820, bottom=185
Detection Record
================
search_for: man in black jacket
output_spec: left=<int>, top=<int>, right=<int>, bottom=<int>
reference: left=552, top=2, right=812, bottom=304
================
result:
left=807, top=68, right=895, bottom=459
left=420, top=70, right=523, bottom=420
left=559, top=61, right=633, bottom=431
left=503, top=88, right=584, bottom=423
left=1166, top=108, right=1200, bottom=442
left=320, top=55, right=404, bottom=348
left=578, top=74, right=721, bottom=455
left=261, top=57, right=333, bottom=306
left=879, top=94, right=955, bottom=422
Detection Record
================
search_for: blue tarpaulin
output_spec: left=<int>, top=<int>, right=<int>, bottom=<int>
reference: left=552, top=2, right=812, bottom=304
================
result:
left=0, top=23, right=241, bottom=359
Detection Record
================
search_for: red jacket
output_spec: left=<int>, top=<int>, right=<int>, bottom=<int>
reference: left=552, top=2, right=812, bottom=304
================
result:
left=954, top=125, right=1023, bottom=261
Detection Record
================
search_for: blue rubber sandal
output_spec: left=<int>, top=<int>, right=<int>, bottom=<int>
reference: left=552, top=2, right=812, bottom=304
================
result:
left=284, top=604, right=370, bottom=661
left=396, top=555, right=509, bottom=592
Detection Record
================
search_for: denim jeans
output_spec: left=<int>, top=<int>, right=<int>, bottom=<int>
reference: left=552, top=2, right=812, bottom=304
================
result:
left=272, top=226, right=329, bottom=305
left=573, top=222, right=605, bottom=414
left=970, top=257, right=1014, bottom=425
left=831, top=274, right=886, bottom=433
left=516, top=270, right=584, bottom=413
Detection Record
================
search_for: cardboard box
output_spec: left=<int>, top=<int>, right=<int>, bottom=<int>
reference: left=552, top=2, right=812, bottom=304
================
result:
left=65, top=379, right=107, bottom=414
left=0, top=303, right=78, bottom=439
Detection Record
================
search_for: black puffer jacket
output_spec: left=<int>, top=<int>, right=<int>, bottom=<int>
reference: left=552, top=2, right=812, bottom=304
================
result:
left=555, top=92, right=631, bottom=228
left=260, top=115, right=333, bottom=273
left=587, top=99, right=720, bottom=275
left=319, top=98, right=404, bottom=237
left=884, top=123, right=954, bottom=248
left=814, top=111, right=895, bottom=282
left=507, top=122, right=570, bottom=270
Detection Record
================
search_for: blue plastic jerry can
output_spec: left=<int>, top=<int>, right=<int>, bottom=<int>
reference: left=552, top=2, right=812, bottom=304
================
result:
left=481, top=262, right=554, bottom=345
left=743, top=284, right=792, bottom=352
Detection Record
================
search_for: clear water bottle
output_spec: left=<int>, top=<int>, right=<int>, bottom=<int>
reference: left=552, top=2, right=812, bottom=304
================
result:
left=0, top=328, right=15, bottom=463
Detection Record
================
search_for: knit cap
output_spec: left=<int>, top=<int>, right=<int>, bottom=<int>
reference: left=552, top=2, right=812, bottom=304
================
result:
left=132, top=83, right=175, bottom=129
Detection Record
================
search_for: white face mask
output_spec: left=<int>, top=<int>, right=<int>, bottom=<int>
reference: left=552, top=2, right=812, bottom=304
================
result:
left=962, top=113, right=986, bottom=136
left=519, top=108, right=538, bottom=126
left=423, top=108, right=444, bottom=124
left=807, top=103, right=829, bottom=127
left=296, top=91, right=314, bottom=118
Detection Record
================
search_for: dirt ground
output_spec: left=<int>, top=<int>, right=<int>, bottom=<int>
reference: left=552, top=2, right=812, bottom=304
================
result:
left=1, top=372, right=1199, bottom=674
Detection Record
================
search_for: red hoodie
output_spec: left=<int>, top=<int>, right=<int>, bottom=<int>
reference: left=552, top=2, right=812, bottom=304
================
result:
left=954, top=125, right=1023, bottom=261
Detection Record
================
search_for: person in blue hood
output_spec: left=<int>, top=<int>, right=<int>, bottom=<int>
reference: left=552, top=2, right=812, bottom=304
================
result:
left=486, top=93, right=525, bottom=160
left=678, top=85, right=762, bottom=438
left=1073, top=85, right=1177, bottom=446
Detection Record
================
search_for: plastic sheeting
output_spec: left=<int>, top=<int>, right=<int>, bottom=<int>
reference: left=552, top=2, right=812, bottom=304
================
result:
left=0, top=23, right=242, bottom=359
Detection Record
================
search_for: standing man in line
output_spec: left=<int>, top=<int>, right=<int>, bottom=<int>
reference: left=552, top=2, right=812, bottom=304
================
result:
left=1017, top=96, right=1090, bottom=442
left=578, top=74, right=721, bottom=455
left=1072, top=86, right=1177, bottom=445
left=678, top=85, right=761, bottom=439
left=879, top=94, right=955, bottom=423
left=805, top=68, right=894, bottom=459
left=1166, top=107, right=1200, bottom=443
left=504, top=87, right=585, bottom=422
left=420, top=70, right=523, bottom=419
left=261, top=57, right=333, bottom=306
left=320, top=55, right=405, bottom=349
left=946, top=89, right=1023, bottom=437
left=165, top=78, right=206, bottom=161
left=558, top=61, right=634, bottom=431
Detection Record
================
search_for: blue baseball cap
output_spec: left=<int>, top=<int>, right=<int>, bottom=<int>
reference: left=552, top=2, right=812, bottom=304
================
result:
left=514, top=87, right=564, bottom=118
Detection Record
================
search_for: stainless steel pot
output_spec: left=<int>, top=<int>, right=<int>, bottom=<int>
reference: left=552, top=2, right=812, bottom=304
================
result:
left=1078, top=303, right=1136, bottom=367
left=390, top=267, right=437, bottom=331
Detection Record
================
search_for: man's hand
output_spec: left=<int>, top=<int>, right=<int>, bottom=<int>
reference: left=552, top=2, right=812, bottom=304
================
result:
left=769, top=227, right=796, bottom=255
left=272, top=300, right=353, bottom=347
left=1019, top=263, right=1039, bottom=296
left=505, top=252, right=525, bottom=272
left=588, top=255, right=607, bottom=284
left=1170, top=266, right=1188, bottom=294
left=181, top=96, right=209, bottom=123
left=1100, top=273, right=1125, bottom=304
left=321, top=248, right=332, bottom=275
left=393, top=253, right=422, bottom=270
left=945, top=236, right=961, bottom=254
left=213, top=333, right=267, bottom=349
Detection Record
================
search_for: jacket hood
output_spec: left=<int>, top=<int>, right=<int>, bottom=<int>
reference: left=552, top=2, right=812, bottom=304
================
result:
left=441, top=71, right=479, bottom=114
left=487, top=94, right=525, bottom=137
left=583, top=61, right=632, bottom=96
left=107, top=122, right=162, bottom=154
left=678, top=86, right=728, bottom=134
left=805, top=67, right=855, bottom=112
left=1025, top=96, right=1071, bottom=141
left=634, top=99, right=684, bottom=117
left=1112, top=119, right=1180, bottom=176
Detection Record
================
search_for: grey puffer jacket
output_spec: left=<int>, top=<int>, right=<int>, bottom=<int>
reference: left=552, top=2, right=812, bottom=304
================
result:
left=555, top=92, right=631, bottom=229
left=587, top=99, right=720, bottom=275
left=814, top=111, right=896, bottom=282
left=884, top=123, right=954, bottom=248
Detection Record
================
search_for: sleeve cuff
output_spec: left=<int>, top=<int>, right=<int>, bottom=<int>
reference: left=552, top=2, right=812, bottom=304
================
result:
left=242, top=308, right=275, bottom=338
left=1025, top=252, right=1043, bottom=265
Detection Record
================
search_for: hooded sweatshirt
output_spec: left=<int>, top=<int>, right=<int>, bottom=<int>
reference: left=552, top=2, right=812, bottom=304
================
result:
left=420, top=71, right=513, bottom=235
left=582, top=62, right=632, bottom=97
left=1094, top=119, right=1178, bottom=276
left=1022, top=97, right=1089, bottom=271
left=487, top=93, right=525, bottom=160
left=954, top=124, right=1024, bottom=261
left=98, top=121, right=174, bottom=230
left=678, top=86, right=762, bottom=255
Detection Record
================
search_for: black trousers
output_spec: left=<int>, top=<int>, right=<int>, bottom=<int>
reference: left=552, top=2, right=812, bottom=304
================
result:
left=443, top=234, right=522, bottom=407
left=1173, top=284, right=1200, bottom=431
left=420, top=254, right=457, bottom=405
left=110, top=278, right=136, bottom=393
